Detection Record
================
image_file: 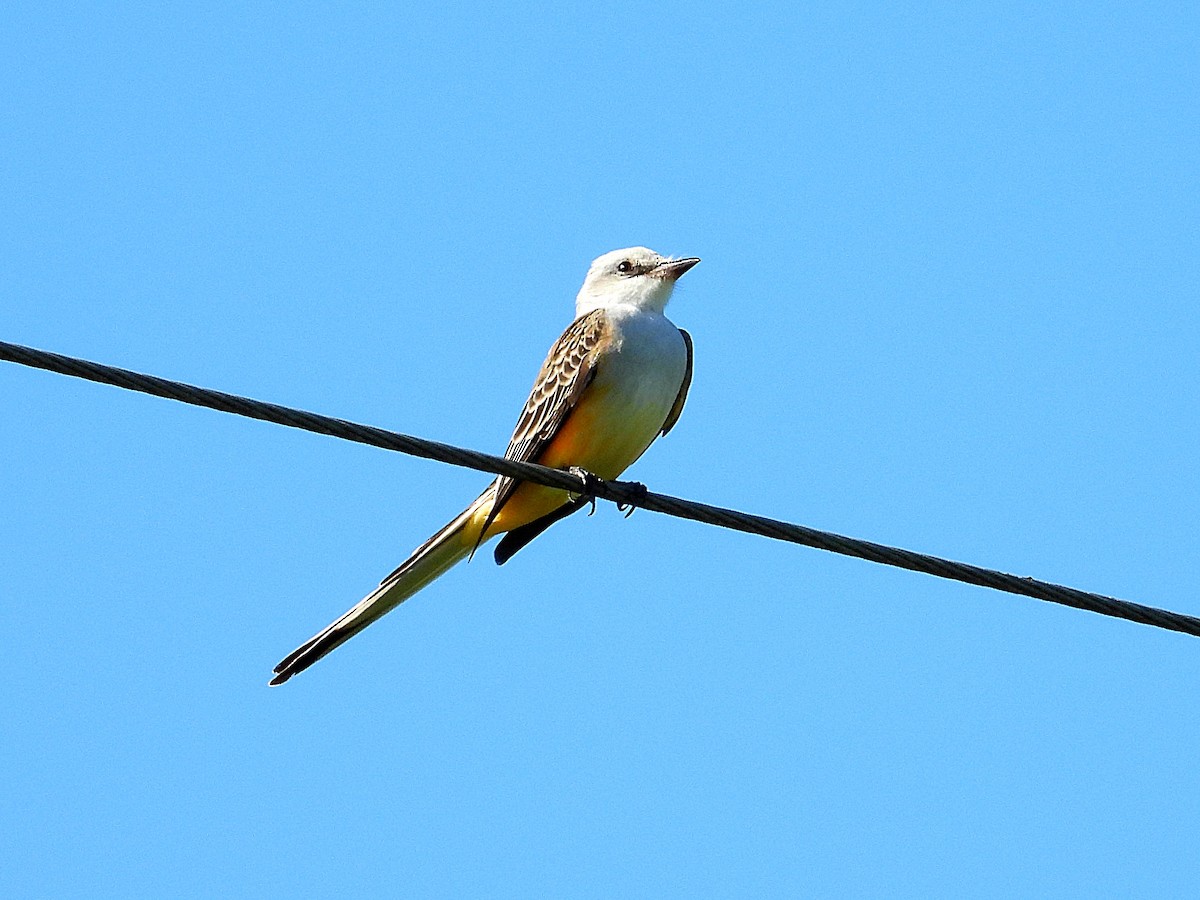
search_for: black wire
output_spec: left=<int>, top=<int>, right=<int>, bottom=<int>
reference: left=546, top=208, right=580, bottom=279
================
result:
left=3, top=338, right=1197, bottom=640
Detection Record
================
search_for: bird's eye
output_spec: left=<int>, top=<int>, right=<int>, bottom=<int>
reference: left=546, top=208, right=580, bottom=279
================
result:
left=616, top=260, right=633, bottom=274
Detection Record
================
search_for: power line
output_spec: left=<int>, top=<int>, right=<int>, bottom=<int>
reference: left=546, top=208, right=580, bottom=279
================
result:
left=3, top=337, right=1197, bottom=640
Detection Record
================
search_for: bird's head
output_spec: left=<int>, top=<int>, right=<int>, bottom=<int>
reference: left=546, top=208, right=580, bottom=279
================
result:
left=575, top=247, right=700, bottom=316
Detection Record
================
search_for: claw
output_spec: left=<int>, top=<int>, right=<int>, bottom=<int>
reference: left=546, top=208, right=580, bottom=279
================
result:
left=568, top=466, right=600, bottom=516
left=616, top=482, right=648, bottom=518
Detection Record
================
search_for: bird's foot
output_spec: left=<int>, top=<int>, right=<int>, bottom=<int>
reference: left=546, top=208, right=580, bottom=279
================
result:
left=616, top=482, right=648, bottom=518
left=568, top=466, right=601, bottom=516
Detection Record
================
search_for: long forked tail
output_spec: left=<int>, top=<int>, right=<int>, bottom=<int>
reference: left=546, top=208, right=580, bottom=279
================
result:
left=269, top=498, right=485, bottom=686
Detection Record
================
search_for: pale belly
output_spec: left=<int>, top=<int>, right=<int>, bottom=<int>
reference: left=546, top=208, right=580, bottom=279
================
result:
left=478, top=313, right=687, bottom=536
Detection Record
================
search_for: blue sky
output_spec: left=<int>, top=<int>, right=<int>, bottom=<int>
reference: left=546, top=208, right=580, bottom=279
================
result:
left=3, top=2, right=1198, bottom=896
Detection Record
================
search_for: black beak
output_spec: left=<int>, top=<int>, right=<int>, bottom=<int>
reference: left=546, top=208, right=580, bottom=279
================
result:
left=650, top=257, right=701, bottom=281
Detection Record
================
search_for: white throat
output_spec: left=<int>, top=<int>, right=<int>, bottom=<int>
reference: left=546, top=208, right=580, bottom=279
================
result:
left=575, top=277, right=675, bottom=318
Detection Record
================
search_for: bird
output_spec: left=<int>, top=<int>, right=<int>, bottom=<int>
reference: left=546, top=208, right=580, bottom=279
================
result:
left=269, top=247, right=699, bottom=685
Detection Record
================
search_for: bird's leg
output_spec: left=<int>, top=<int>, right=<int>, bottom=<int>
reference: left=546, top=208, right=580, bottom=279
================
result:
left=616, top=481, right=649, bottom=518
left=567, top=466, right=601, bottom=516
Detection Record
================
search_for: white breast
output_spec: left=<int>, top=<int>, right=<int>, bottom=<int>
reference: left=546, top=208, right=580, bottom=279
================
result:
left=602, top=306, right=688, bottom=403
left=580, top=306, right=687, bottom=475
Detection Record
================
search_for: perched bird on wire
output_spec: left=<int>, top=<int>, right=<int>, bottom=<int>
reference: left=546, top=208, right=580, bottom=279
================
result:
left=270, top=247, right=699, bottom=684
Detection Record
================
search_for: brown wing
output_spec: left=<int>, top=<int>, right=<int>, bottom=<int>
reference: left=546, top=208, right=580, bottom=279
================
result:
left=660, top=328, right=693, bottom=437
left=474, top=308, right=611, bottom=545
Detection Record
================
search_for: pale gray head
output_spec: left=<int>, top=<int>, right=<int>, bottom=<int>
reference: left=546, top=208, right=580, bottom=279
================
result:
left=575, top=247, right=700, bottom=316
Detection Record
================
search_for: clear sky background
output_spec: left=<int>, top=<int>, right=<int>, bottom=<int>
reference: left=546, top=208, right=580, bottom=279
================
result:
left=3, top=3, right=1197, bottom=897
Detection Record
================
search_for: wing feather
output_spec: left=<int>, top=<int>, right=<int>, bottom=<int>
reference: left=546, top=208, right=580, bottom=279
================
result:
left=660, top=328, right=693, bottom=437
left=474, top=308, right=611, bottom=544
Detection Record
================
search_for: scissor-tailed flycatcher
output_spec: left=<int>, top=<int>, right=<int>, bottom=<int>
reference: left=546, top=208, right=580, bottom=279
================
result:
left=270, top=247, right=699, bottom=685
